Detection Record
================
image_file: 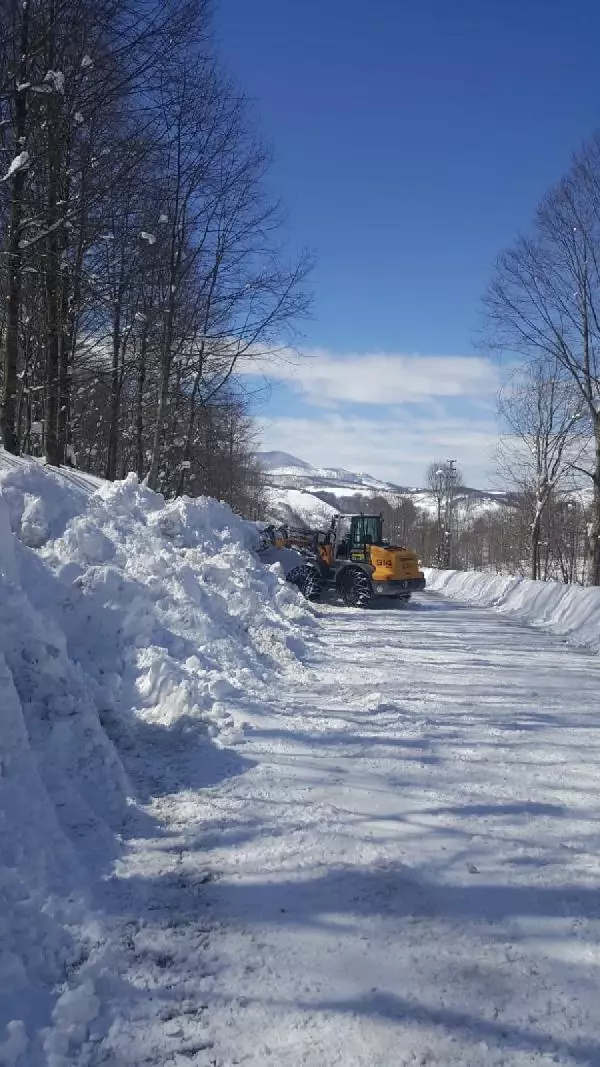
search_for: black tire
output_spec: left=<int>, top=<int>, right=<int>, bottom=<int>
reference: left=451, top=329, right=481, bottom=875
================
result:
left=340, top=567, right=373, bottom=608
left=286, top=564, right=323, bottom=602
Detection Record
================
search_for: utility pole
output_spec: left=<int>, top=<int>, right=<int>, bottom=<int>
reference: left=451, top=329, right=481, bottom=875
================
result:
left=442, top=459, right=457, bottom=568
left=434, top=466, right=445, bottom=566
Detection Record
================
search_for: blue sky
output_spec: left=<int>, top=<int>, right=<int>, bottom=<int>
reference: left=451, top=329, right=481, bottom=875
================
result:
left=216, top=0, right=600, bottom=486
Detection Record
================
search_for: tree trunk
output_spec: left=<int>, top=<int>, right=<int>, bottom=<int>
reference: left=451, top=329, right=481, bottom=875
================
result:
left=175, top=368, right=203, bottom=498
left=135, top=330, right=148, bottom=479
left=43, top=4, right=62, bottom=466
left=588, top=418, right=600, bottom=586
left=530, top=518, right=541, bottom=581
left=1, top=191, right=25, bottom=454
left=58, top=195, right=74, bottom=464
left=147, top=294, right=176, bottom=491
left=44, top=230, right=61, bottom=466
left=105, top=302, right=122, bottom=480
left=147, top=352, right=170, bottom=491
left=0, top=1, right=30, bottom=454
left=58, top=266, right=72, bottom=464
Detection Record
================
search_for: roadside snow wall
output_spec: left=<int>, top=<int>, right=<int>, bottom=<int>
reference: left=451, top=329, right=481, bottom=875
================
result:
left=425, top=568, right=600, bottom=653
left=0, top=456, right=314, bottom=1063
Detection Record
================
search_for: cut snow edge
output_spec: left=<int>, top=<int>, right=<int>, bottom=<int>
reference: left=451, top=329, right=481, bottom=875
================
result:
left=424, top=568, right=600, bottom=654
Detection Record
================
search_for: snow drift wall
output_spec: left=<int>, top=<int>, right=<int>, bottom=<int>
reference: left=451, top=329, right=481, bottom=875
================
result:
left=425, top=568, right=600, bottom=653
left=0, top=456, right=314, bottom=1063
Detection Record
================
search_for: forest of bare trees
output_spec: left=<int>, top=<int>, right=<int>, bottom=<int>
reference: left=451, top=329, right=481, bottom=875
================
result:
left=0, top=0, right=310, bottom=515
left=315, top=475, right=590, bottom=587
left=483, top=134, right=600, bottom=585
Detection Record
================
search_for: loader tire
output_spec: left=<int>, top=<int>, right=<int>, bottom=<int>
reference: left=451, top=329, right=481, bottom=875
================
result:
left=340, top=567, right=373, bottom=608
left=286, top=564, right=323, bottom=602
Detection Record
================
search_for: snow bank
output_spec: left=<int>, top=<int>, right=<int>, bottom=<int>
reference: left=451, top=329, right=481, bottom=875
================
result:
left=0, top=454, right=314, bottom=1061
left=425, top=567, right=600, bottom=652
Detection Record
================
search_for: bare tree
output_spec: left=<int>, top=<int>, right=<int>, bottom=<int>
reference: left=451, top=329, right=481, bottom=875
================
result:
left=497, top=357, right=587, bottom=579
left=484, top=135, right=600, bottom=583
left=425, top=461, right=446, bottom=548
left=1, top=0, right=310, bottom=518
left=425, top=459, right=463, bottom=566
left=0, top=0, right=31, bottom=453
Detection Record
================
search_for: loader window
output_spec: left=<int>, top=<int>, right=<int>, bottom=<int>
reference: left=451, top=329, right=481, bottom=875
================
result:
left=351, top=516, right=381, bottom=548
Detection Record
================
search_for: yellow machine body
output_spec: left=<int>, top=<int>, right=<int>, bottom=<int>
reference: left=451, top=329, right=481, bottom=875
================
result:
left=368, top=545, right=424, bottom=585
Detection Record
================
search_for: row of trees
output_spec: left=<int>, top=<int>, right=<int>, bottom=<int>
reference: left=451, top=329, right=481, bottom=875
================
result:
left=317, top=468, right=590, bottom=585
left=417, top=479, right=590, bottom=585
left=483, top=135, right=600, bottom=585
left=0, top=0, right=309, bottom=512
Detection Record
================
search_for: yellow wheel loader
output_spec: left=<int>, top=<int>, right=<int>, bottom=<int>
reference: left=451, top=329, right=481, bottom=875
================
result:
left=267, top=513, right=425, bottom=608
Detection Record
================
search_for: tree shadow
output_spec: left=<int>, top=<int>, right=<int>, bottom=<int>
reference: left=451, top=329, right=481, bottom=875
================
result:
left=106, top=856, right=600, bottom=931
left=291, top=988, right=600, bottom=1064
left=116, top=714, right=255, bottom=805
left=251, top=723, right=443, bottom=760
left=94, top=854, right=600, bottom=1062
left=426, top=801, right=567, bottom=818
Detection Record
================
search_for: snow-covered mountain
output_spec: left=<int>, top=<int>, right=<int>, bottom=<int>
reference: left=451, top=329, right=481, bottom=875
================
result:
left=257, top=450, right=509, bottom=526
left=257, top=450, right=408, bottom=495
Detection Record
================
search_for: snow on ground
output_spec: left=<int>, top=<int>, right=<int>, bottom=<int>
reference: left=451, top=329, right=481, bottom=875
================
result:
left=108, top=593, right=600, bottom=1066
left=4, top=451, right=600, bottom=1065
left=425, top=567, right=600, bottom=653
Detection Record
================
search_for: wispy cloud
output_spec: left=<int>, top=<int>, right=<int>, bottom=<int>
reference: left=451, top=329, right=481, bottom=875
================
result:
left=243, top=346, right=501, bottom=487
left=240, top=348, right=499, bottom=407
left=258, top=411, right=500, bottom=488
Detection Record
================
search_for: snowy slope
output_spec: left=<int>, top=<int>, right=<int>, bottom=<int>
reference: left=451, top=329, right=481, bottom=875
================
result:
left=264, top=486, right=338, bottom=528
left=0, top=452, right=315, bottom=1063
left=257, top=450, right=510, bottom=517
left=258, top=450, right=404, bottom=494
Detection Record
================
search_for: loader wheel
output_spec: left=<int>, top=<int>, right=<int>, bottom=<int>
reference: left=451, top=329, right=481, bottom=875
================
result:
left=340, top=568, right=372, bottom=608
left=286, top=564, right=323, bottom=602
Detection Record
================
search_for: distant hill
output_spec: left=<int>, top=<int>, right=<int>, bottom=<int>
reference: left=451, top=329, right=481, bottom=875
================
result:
left=257, top=451, right=314, bottom=472
left=256, top=451, right=510, bottom=526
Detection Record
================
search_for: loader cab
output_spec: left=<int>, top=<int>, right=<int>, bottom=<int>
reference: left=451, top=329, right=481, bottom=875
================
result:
left=334, top=514, right=383, bottom=561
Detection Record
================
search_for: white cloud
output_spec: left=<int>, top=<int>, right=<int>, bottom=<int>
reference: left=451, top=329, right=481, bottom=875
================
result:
left=257, top=412, right=500, bottom=489
left=240, top=348, right=499, bottom=407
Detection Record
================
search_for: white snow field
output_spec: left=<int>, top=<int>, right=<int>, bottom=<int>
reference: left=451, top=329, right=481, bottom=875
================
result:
left=2, top=455, right=600, bottom=1066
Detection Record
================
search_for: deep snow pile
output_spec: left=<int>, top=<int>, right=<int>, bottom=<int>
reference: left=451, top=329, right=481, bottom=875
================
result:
left=425, top=567, right=600, bottom=652
left=0, top=455, right=313, bottom=1063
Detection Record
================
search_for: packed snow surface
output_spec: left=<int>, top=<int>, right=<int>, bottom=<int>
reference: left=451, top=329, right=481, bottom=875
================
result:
left=3, top=453, right=600, bottom=1065
left=425, top=567, right=600, bottom=653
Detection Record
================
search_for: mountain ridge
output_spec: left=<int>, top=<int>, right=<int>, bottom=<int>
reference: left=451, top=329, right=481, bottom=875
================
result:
left=256, top=450, right=506, bottom=502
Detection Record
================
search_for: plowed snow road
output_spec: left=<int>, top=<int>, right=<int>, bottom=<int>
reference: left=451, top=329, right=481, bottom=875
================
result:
left=105, top=595, right=600, bottom=1067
